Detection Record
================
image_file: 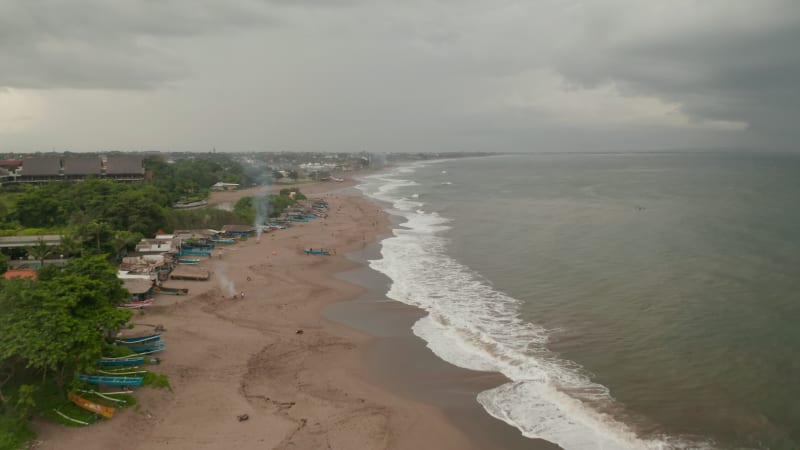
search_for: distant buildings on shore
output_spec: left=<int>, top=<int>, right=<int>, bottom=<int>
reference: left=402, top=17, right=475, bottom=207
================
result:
left=0, top=155, right=145, bottom=185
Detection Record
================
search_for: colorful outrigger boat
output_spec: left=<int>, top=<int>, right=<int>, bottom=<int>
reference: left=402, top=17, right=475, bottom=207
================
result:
left=68, top=392, right=116, bottom=419
left=119, top=298, right=155, bottom=309
left=77, top=374, right=144, bottom=387
left=116, top=334, right=161, bottom=345
left=210, top=238, right=235, bottom=244
left=122, top=341, right=165, bottom=354
left=178, top=258, right=200, bottom=264
left=97, top=357, right=145, bottom=367
left=179, top=249, right=211, bottom=257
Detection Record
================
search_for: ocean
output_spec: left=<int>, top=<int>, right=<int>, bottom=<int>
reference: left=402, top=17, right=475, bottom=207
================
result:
left=356, top=152, right=800, bottom=450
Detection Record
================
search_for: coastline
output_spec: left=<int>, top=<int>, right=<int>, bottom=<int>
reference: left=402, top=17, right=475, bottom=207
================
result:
left=31, top=173, right=561, bottom=449
left=30, top=176, right=517, bottom=449
left=326, top=236, right=561, bottom=450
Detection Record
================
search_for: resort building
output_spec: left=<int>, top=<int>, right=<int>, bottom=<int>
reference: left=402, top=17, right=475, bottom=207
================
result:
left=1, top=155, right=145, bottom=185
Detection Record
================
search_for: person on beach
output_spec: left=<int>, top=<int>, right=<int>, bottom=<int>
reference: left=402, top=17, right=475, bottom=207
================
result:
left=240, top=291, right=245, bottom=299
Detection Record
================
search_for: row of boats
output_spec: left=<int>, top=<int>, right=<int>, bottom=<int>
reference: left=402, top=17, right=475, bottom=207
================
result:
left=68, top=333, right=167, bottom=421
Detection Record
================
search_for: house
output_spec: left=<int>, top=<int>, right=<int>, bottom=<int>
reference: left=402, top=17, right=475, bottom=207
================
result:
left=135, top=238, right=175, bottom=254
left=173, top=229, right=220, bottom=246
left=0, top=159, right=22, bottom=169
left=221, top=224, right=255, bottom=238
left=118, top=256, right=162, bottom=280
left=3, top=269, right=38, bottom=280
left=211, top=182, right=240, bottom=191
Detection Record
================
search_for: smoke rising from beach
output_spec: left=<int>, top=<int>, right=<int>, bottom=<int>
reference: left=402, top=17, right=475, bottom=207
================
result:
left=215, top=262, right=236, bottom=297
left=253, top=188, right=269, bottom=242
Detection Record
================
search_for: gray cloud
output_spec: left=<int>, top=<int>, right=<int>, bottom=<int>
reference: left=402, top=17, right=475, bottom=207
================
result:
left=1, top=0, right=798, bottom=151
left=548, top=0, right=800, bottom=144
left=0, top=0, right=274, bottom=89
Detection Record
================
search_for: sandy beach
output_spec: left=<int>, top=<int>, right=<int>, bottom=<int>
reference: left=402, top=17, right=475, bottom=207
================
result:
left=32, top=177, right=555, bottom=450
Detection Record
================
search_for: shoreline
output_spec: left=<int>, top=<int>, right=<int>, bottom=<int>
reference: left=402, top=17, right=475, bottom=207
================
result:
left=32, top=173, right=560, bottom=449
left=325, top=236, right=561, bottom=450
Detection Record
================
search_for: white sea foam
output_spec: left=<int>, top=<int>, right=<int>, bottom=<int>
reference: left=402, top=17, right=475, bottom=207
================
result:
left=358, top=164, right=713, bottom=450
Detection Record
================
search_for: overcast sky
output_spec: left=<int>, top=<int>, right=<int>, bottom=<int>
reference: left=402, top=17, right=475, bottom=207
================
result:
left=1, top=0, right=798, bottom=153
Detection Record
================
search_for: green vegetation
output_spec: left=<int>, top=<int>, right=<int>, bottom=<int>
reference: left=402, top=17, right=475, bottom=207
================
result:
left=0, top=155, right=258, bottom=261
left=233, top=187, right=307, bottom=224
left=142, top=372, right=171, bottom=390
left=0, top=414, right=34, bottom=450
left=144, top=154, right=252, bottom=203
left=0, top=256, right=131, bottom=445
left=165, top=207, right=242, bottom=230
left=0, top=154, right=267, bottom=446
left=10, top=180, right=167, bottom=236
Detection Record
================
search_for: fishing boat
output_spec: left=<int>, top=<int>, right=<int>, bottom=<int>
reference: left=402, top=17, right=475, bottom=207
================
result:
left=185, top=243, right=214, bottom=250
left=179, top=249, right=211, bottom=257
left=68, top=392, right=116, bottom=419
left=178, top=258, right=200, bottom=265
left=210, top=238, right=235, bottom=244
left=304, top=248, right=332, bottom=255
left=115, top=334, right=161, bottom=345
left=123, top=341, right=166, bottom=354
left=97, top=357, right=145, bottom=367
left=118, top=298, right=155, bottom=309
left=76, top=374, right=144, bottom=387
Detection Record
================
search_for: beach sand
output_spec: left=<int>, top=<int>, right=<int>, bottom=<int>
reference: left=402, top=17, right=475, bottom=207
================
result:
left=33, top=178, right=558, bottom=450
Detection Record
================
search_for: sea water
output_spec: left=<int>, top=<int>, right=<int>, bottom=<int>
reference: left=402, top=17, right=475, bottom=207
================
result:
left=357, top=152, right=800, bottom=450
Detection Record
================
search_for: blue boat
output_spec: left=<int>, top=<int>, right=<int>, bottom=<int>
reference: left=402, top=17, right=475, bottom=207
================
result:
left=97, top=357, right=145, bottom=367
left=210, top=238, right=235, bottom=244
left=178, top=258, right=200, bottom=265
left=124, top=342, right=166, bottom=354
left=304, top=248, right=332, bottom=255
left=77, top=374, right=144, bottom=387
left=185, top=243, right=215, bottom=249
left=116, top=334, right=161, bottom=344
left=179, top=249, right=211, bottom=257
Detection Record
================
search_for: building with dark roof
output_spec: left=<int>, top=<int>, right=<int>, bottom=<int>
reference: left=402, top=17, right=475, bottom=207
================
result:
left=63, top=157, right=102, bottom=179
left=19, top=157, right=62, bottom=180
left=1, top=155, right=146, bottom=185
left=105, top=156, right=145, bottom=182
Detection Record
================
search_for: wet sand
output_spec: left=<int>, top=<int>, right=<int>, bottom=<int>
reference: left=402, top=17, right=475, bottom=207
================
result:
left=327, top=237, right=561, bottom=450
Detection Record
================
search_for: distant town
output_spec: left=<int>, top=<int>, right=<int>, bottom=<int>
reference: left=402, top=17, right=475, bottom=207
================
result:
left=0, top=151, right=494, bottom=187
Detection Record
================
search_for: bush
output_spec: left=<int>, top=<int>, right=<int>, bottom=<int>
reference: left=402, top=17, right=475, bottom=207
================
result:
left=0, top=415, right=34, bottom=450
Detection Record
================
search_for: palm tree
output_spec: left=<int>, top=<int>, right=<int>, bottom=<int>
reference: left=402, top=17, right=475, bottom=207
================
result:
left=27, top=238, right=54, bottom=268
left=58, top=233, right=83, bottom=258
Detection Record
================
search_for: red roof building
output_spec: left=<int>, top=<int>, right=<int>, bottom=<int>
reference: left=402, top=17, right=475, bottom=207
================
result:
left=3, top=269, right=38, bottom=280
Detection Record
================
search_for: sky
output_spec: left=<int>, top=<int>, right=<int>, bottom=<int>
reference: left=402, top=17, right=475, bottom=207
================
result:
left=1, top=0, right=798, bottom=153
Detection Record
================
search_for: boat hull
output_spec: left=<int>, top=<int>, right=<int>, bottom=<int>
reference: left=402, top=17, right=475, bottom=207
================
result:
left=77, top=374, right=144, bottom=387
left=68, top=392, right=116, bottom=419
